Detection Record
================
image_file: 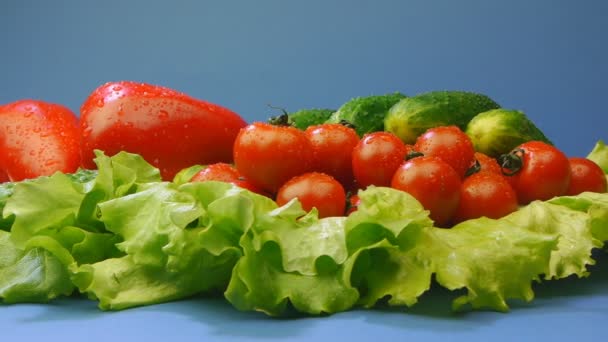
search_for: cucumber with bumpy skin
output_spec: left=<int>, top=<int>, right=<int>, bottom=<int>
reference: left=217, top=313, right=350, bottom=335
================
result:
left=288, top=108, right=335, bottom=130
left=384, top=90, right=500, bottom=144
left=326, top=92, right=406, bottom=136
left=465, top=109, right=552, bottom=158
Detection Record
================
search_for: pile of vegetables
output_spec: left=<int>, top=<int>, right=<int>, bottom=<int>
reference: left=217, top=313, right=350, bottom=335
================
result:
left=1, top=81, right=607, bottom=316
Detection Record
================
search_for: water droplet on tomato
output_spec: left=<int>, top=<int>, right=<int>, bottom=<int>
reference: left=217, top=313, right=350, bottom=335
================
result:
left=44, top=160, right=59, bottom=167
left=96, top=99, right=105, bottom=107
left=142, top=100, right=149, bottom=106
left=158, top=110, right=169, bottom=119
left=184, top=124, right=189, bottom=129
left=112, top=85, right=123, bottom=92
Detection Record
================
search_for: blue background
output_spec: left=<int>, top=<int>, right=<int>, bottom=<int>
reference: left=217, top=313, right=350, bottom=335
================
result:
left=1, top=0, right=606, bottom=156
left=1, top=1, right=607, bottom=341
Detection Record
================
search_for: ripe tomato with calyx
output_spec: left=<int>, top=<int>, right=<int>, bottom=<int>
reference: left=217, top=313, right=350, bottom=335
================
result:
left=233, top=121, right=314, bottom=194
left=391, top=156, right=461, bottom=227
left=471, top=152, right=503, bottom=176
left=0, top=99, right=81, bottom=181
left=190, top=162, right=266, bottom=195
left=304, top=123, right=360, bottom=189
left=566, top=157, right=607, bottom=195
left=500, top=141, right=571, bottom=204
left=79, top=81, right=247, bottom=180
left=352, top=131, right=408, bottom=189
left=452, top=171, right=519, bottom=224
left=276, top=172, right=346, bottom=218
left=413, top=125, right=475, bottom=179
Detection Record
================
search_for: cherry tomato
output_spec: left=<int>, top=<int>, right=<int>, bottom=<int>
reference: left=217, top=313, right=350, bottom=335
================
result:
left=80, top=81, right=247, bottom=180
left=233, top=122, right=314, bottom=194
left=352, top=132, right=408, bottom=188
left=304, top=123, right=360, bottom=189
left=566, top=157, right=607, bottom=195
left=189, top=162, right=266, bottom=195
left=0, top=99, right=81, bottom=181
left=391, top=156, right=461, bottom=227
left=414, top=126, right=475, bottom=178
left=472, top=152, right=503, bottom=175
left=452, top=171, right=519, bottom=224
left=500, top=141, right=571, bottom=204
left=276, top=172, right=346, bottom=218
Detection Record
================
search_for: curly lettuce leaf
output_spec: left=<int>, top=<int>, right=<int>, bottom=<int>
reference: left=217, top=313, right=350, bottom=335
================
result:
left=76, top=150, right=162, bottom=230
left=4, top=173, right=86, bottom=247
left=224, top=199, right=358, bottom=316
left=587, top=140, right=608, bottom=173
left=504, top=200, right=603, bottom=279
left=0, top=230, right=74, bottom=303
left=343, top=187, right=562, bottom=313
left=75, top=181, right=257, bottom=310
left=343, top=187, right=436, bottom=308
left=432, top=218, right=558, bottom=311
left=0, top=181, right=14, bottom=231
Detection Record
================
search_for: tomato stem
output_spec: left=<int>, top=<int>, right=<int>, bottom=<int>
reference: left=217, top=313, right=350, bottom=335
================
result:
left=266, top=104, right=292, bottom=126
left=499, top=148, right=524, bottom=176
left=405, top=151, right=424, bottom=160
left=464, top=159, right=481, bottom=177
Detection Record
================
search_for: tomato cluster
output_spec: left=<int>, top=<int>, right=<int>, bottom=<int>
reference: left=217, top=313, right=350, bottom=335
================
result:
left=2, top=82, right=606, bottom=226
left=193, top=120, right=607, bottom=226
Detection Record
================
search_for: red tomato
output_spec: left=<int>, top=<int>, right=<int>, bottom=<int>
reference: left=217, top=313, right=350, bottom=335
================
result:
left=352, top=132, right=408, bottom=188
left=190, top=162, right=266, bottom=195
left=233, top=122, right=314, bottom=194
left=414, top=126, right=475, bottom=178
left=0, top=99, right=81, bottom=181
left=472, top=152, right=503, bottom=175
left=0, top=169, right=9, bottom=183
left=501, top=141, right=571, bottom=204
left=391, top=156, right=461, bottom=227
left=566, top=157, right=607, bottom=195
left=452, top=171, right=519, bottom=224
left=276, top=172, right=346, bottom=218
left=304, top=123, right=360, bottom=188
left=79, top=81, right=247, bottom=180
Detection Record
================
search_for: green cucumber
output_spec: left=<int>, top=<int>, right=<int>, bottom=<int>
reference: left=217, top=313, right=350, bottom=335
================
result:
left=465, top=109, right=552, bottom=158
left=326, top=92, right=407, bottom=136
left=287, top=108, right=335, bottom=130
left=384, top=90, right=500, bottom=144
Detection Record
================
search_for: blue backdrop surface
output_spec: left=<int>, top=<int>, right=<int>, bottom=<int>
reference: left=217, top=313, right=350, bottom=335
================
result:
left=1, top=1, right=607, bottom=341
left=1, top=0, right=606, bottom=155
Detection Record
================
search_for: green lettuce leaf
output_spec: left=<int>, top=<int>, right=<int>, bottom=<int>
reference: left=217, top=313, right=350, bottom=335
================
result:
left=75, top=181, right=257, bottom=310
left=587, top=140, right=608, bottom=173
left=0, top=181, right=14, bottom=231
left=504, top=199, right=603, bottom=279
left=4, top=173, right=86, bottom=247
left=224, top=198, right=358, bottom=316
left=432, top=218, right=558, bottom=311
left=0, top=230, right=74, bottom=303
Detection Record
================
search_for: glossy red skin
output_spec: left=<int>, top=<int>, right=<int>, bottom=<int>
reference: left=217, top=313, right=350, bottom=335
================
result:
left=233, top=122, right=314, bottom=194
left=276, top=172, right=346, bottom=218
left=414, top=126, right=475, bottom=179
left=190, top=162, right=267, bottom=195
left=0, top=99, right=81, bottom=181
left=79, top=81, right=247, bottom=180
left=304, top=123, right=360, bottom=189
left=566, top=157, right=607, bottom=195
left=473, top=152, right=503, bottom=175
left=391, top=156, right=461, bottom=227
left=507, top=141, right=571, bottom=204
left=452, top=171, right=519, bottom=224
left=352, top=132, right=408, bottom=189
